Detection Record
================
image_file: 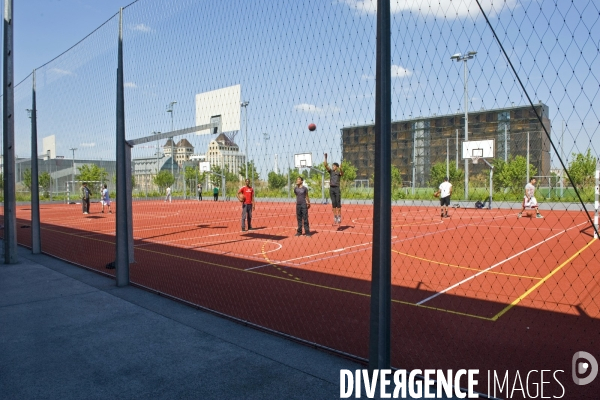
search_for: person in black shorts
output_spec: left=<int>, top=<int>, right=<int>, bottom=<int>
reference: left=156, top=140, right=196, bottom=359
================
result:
left=435, top=177, right=453, bottom=220
left=324, top=153, right=343, bottom=224
left=294, top=177, right=311, bottom=237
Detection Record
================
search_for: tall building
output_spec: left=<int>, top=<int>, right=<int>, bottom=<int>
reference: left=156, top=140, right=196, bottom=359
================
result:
left=206, top=133, right=246, bottom=177
left=163, top=138, right=194, bottom=167
left=341, top=103, right=551, bottom=186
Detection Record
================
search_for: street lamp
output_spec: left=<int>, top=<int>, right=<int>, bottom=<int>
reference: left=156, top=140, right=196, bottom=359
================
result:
left=451, top=51, right=477, bottom=200
left=167, top=101, right=177, bottom=176
left=263, top=132, right=270, bottom=174
left=241, top=101, right=250, bottom=180
left=69, top=148, right=77, bottom=194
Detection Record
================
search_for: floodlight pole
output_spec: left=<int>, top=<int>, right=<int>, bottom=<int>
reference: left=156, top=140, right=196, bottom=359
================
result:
left=167, top=101, right=177, bottom=177
left=69, top=147, right=77, bottom=196
left=451, top=51, right=476, bottom=200
left=241, top=101, right=250, bottom=180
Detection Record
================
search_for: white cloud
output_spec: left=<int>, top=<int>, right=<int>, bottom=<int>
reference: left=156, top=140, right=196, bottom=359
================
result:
left=362, top=74, right=374, bottom=80
left=124, top=82, right=137, bottom=88
left=80, top=142, right=96, bottom=148
left=50, top=68, right=73, bottom=75
left=391, top=64, right=412, bottom=78
left=131, top=23, right=152, bottom=32
left=294, top=103, right=342, bottom=114
left=341, top=0, right=517, bottom=19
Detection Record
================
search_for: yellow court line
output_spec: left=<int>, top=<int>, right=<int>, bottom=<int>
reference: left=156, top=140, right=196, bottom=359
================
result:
left=491, top=238, right=597, bottom=321
left=392, top=249, right=541, bottom=280
left=39, top=223, right=493, bottom=321
left=261, top=241, right=301, bottom=281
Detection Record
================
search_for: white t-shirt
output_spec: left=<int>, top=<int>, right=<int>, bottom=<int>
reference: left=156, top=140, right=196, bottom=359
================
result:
left=166, top=187, right=171, bottom=195
left=525, top=183, right=535, bottom=199
left=439, top=181, right=452, bottom=198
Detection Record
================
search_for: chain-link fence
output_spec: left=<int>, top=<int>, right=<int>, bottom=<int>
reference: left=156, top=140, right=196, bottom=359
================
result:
left=3, top=0, right=599, bottom=397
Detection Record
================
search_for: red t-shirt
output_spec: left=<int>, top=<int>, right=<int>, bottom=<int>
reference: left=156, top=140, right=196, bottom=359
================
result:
left=238, top=186, right=254, bottom=205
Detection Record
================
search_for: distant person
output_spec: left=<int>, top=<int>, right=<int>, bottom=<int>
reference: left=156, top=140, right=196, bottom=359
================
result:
left=197, top=183, right=203, bottom=201
left=101, top=184, right=112, bottom=214
left=435, top=177, right=452, bottom=220
left=165, top=186, right=172, bottom=203
left=238, top=179, right=255, bottom=232
left=213, top=186, right=219, bottom=201
left=324, top=153, right=343, bottom=225
left=518, top=178, right=544, bottom=219
left=80, top=182, right=92, bottom=215
left=294, top=177, right=311, bottom=237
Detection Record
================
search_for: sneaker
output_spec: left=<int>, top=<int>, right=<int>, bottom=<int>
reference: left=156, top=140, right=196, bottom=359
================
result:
left=305, top=233, right=312, bottom=237
left=241, top=229, right=246, bottom=232
left=295, top=233, right=302, bottom=237
left=536, top=214, right=544, bottom=219
left=444, top=213, right=449, bottom=218
left=517, top=213, right=522, bottom=219
left=83, top=212, right=89, bottom=215
left=101, top=211, right=104, bottom=214
left=338, top=216, right=341, bottom=224
left=109, top=211, right=112, bottom=214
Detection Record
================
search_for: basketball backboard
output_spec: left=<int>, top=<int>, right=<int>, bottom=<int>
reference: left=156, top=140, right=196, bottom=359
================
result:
left=195, top=85, right=241, bottom=135
left=294, top=153, right=313, bottom=168
left=199, top=161, right=211, bottom=173
left=462, top=139, right=495, bottom=160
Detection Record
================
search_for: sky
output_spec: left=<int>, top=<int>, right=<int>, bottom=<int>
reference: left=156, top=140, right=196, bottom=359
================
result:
left=6, top=0, right=599, bottom=178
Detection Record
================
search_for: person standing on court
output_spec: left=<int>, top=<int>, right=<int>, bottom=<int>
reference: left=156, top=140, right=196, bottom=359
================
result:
left=435, top=177, right=452, bottom=220
left=294, top=177, right=311, bottom=237
left=80, top=182, right=92, bottom=215
left=165, top=186, right=172, bottom=203
left=101, top=184, right=112, bottom=214
left=324, top=153, right=343, bottom=225
left=238, top=179, right=255, bottom=232
left=213, top=186, right=219, bottom=201
left=518, top=177, right=544, bottom=219
left=197, top=183, right=203, bottom=201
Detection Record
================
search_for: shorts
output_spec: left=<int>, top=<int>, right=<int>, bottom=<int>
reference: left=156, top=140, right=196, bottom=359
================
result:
left=101, top=200, right=110, bottom=206
left=523, top=196, right=538, bottom=208
left=440, top=196, right=450, bottom=207
left=330, top=186, right=341, bottom=208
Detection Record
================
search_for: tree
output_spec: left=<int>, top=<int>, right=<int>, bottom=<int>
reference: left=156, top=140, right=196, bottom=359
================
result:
left=76, top=164, right=108, bottom=184
left=22, top=168, right=32, bottom=191
left=209, top=165, right=224, bottom=188
left=429, top=161, right=464, bottom=189
left=268, top=171, right=287, bottom=190
left=154, top=170, right=174, bottom=191
left=238, top=160, right=260, bottom=181
left=184, top=166, right=199, bottom=189
left=494, top=156, right=537, bottom=194
left=38, top=171, right=52, bottom=197
left=340, top=159, right=357, bottom=188
left=567, top=149, right=596, bottom=190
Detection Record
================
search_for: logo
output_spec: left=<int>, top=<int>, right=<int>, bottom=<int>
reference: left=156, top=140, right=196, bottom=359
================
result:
left=572, top=351, right=598, bottom=386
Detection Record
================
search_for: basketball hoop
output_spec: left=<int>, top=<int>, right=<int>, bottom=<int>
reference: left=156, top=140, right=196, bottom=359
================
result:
left=472, top=156, right=480, bottom=164
left=471, top=148, right=483, bottom=164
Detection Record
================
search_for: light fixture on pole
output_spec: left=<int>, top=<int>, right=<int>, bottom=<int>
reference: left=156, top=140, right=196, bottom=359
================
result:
left=69, top=148, right=77, bottom=193
left=241, top=101, right=250, bottom=180
left=153, top=131, right=161, bottom=175
left=167, top=101, right=177, bottom=176
left=450, top=51, right=477, bottom=200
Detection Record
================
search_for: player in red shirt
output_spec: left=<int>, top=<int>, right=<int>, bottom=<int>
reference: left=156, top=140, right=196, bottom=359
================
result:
left=238, top=179, right=255, bottom=232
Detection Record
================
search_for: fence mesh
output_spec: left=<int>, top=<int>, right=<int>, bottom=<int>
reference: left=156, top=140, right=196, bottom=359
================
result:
left=4, top=0, right=599, bottom=397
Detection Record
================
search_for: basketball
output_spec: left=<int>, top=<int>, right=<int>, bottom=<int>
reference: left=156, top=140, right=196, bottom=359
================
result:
left=237, top=192, right=245, bottom=202
left=434, top=191, right=440, bottom=198
left=308, top=123, right=316, bottom=131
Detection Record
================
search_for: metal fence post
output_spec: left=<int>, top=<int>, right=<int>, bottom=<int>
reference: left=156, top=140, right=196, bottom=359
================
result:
left=31, top=69, right=41, bottom=254
left=3, top=0, right=17, bottom=264
left=115, top=8, right=130, bottom=286
left=369, top=0, right=391, bottom=372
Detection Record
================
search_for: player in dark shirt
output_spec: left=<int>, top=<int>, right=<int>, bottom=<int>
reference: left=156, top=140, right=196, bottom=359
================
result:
left=324, top=153, right=343, bottom=224
left=294, top=177, right=311, bottom=237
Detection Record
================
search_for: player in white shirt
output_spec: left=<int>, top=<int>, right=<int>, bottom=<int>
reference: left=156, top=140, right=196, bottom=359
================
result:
left=101, top=184, right=112, bottom=214
left=518, top=178, right=543, bottom=218
left=437, top=177, right=453, bottom=219
left=165, top=186, right=172, bottom=203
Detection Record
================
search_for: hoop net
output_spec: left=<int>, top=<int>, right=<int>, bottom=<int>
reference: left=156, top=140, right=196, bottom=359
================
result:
left=472, top=156, right=480, bottom=164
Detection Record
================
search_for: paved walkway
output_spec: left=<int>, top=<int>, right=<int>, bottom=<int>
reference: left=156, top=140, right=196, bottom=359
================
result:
left=0, top=247, right=360, bottom=399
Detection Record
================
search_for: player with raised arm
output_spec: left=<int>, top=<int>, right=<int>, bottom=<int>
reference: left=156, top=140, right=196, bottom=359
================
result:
left=518, top=177, right=544, bottom=219
left=238, top=179, right=255, bottom=232
left=324, top=153, right=343, bottom=225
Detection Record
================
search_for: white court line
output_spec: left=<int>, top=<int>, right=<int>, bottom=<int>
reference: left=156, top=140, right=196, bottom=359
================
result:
left=416, top=221, right=588, bottom=305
